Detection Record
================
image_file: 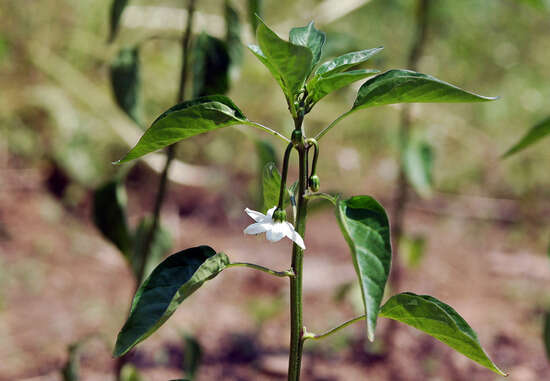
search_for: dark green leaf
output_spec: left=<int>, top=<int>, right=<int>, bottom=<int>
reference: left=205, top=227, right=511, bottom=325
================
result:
left=289, top=21, right=326, bottom=69
left=402, top=139, right=434, bottom=198
left=336, top=196, right=392, bottom=341
left=109, top=0, right=129, bottom=43
left=114, top=246, right=230, bottom=356
left=116, top=96, right=248, bottom=164
left=120, top=364, right=145, bottom=381
left=502, top=116, right=550, bottom=157
left=183, top=334, right=202, bottom=380
left=380, top=292, right=507, bottom=376
left=110, top=47, right=142, bottom=126
left=93, top=180, right=132, bottom=256
left=307, top=69, right=379, bottom=104
left=225, top=0, right=243, bottom=66
left=62, top=343, right=81, bottom=381
left=192, top=33, right=231, bottom=98
left=132, top=217, right=173, bottom=280
left=247, top=0, right=263, bottom=31
left=352, top=70, right=497, bottom=111
left=544, top=310, right=550, bottom=361
left=315, top=47, right=383, bottom=77
left=255, top=18, right=313, bottom=100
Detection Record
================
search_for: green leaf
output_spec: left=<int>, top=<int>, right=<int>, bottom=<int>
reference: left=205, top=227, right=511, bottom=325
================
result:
left=116, top=96, right=248, bottom=164
left=248, top=44, right=285, bottom=90
left=225, top=0, right=243, bottom=66
left=352, top=70, right=498, bottom=111
left=544, top=310, right=550, bottom=361
left=307, top=69, right=379, bottom=104
left=336, top=196, right=392, bottom=341
left=289, top=21, right=326, bottom=69
left=182, top=334, right=202, bottom=380
left=120, top=364, right=145, bottom=381
left=93, top=180, right=132, bottom=257
left=502, top=116, right=550, bottom=157
left=402, top=138, right=434, bottom=198
left=255, top=17, right=313, bottom=101
left=255, top=139, right=278, bottom=210
left=247, top=0, right=263, bottom=31
left=114, top=246, right=230, bottom=357
left=315, top=47, right=383, bottom=77
left=110, top=47, right=142, bottom=126
left=380, top=292, right=507, bottom=376
left=108, top=0, right=129, bottom=43
left=192, top=33, right=231, bottom=98
left=131, top=217, right=173, bottom=280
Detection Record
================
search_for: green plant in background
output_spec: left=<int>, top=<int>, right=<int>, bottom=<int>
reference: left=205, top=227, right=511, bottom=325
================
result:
left=110, top=16, right=507, bottom=380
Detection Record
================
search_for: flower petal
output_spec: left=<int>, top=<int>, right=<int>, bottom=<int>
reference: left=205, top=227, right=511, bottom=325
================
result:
left=245, top=208, right=267, bottom=222
left=284, top=222, right=306, bottom=249
left=244, top=222, right=269, bottom=235
left=266, top=206, right=277, bottom=218
left=266, top=223, right=285, bottom=242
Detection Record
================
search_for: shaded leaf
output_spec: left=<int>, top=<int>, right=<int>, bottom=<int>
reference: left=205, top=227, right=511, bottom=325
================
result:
left=116, top=96, right=248, bottom=163
left=255, top=17, right=313, bottom=100
left=353, top=69, right=497, bottom=111
left=247, top=0, right=263, bottom=31
left=132, top=217, right=173, bottom=281
left=307, top=69, right=379, bottom=104
left=255, top=139, right=278, bottom=210
left=183, top=334, right=202, bottom=380
left=192, top=33, right=230, bottom=98
left=402, top=138, right=434, bottom=198
left=544, top=310, right=550, bottom=361
left=114, top=246, right=230, bottom=356
left=62, top=343, right=81, bottom=381
left=315, top=47, right=383, bottom=77
left=261, top=162, right=291, bottom=213
left=110, top=47, right=141, bottom=125
left=289, top=21, right=326, bottom=69
left=502, top=116, right=550, bottom=157
left=93, top=180, right=132, bottom=257
left=336, top=196, right=392, bottom=341
left=225, top=0, right=243, bottom=66
left=109, top=0, right=129, bottom=43
left=380, top=292, right=506, bottom=376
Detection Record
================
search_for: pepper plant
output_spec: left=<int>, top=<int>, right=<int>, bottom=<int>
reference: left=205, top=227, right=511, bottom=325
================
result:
left=112, top=17, right=506, bottom=379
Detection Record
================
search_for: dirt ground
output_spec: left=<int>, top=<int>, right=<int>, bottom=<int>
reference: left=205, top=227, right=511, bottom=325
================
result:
left=1, top=164, right=550, bottom=381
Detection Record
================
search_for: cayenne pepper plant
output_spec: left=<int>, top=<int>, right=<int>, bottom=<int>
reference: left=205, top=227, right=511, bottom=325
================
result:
left=112, top=17, right=507, bottom=380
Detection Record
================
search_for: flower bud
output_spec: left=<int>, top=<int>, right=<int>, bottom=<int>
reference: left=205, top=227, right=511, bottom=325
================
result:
left=291, top=129, right=303, bottom=147
left=309, top=175, right=320, bottom=192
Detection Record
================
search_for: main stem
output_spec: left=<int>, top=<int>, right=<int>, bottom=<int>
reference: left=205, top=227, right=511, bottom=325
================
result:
left=288, top=117, right=308, bottom=381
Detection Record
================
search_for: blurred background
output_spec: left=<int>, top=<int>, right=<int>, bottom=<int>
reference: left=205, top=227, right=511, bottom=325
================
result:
left=1, top=0, right=550, bottom=380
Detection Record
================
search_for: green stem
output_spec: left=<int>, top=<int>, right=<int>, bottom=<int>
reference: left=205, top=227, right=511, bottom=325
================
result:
left=314, top=110, right=351, bottom=141
left=303, top=315, right=366, bottom=341
left=304, top=192, right=336, bottom=204
left=288, top=122, right=308, bottom=381
left=246, top=121, right=291, bottom=143
left=227, top=262, right=294, bottom=278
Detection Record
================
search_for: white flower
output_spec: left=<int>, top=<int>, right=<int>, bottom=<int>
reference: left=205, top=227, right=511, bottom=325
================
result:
left=243, top=206, right=306, bottom=249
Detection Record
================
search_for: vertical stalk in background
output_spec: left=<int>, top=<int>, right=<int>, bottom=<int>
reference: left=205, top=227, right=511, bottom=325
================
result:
left=136, top=0, right=196, bottom=283
left=288, top=120, right=308, bottom=381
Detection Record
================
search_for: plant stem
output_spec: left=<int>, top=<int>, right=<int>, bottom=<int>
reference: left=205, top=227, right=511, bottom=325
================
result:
left=314, top=110, right=351, bottom=141
left=303, top=315, right=366, bottom=341
left=288, top=119, right=308, bottom=381
left=227, top=262, right=294, bottom=278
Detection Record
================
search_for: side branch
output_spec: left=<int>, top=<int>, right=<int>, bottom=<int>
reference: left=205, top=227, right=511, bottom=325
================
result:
left=227, top=262, right=295, bottom=278
left=246, top=121, right=291, bottom=143
left=302, top=315, right=366, bottom=341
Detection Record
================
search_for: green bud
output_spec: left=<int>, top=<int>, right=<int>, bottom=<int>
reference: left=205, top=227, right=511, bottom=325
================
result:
left=309, top=175, right=320, bottom=192
left=273, top=208, right=287, bottom=222
left=291, top=129, right=303, bottom=146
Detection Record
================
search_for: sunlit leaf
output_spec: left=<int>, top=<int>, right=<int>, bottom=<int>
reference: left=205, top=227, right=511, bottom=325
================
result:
left=116, top=96, right=248, bottom=163
left=225, top=0, right=243, bottom=66
left=403, top=138, right=434, bottom=198
left=307, top=69, right=379, bottom=104
left=255, top=17, right=313, bottom=100
left=114, top=246, right=229, bottom=357
left=289, top=21, right=326, bottom=69
left=502, top=116, right=550, bottom=157
left=336, top=196, right=392, bottom=341
left=108, top=0, right=129, bottom=43
left=315, top=47, right=383, bottom=77
left=93, top=180, right=132, bottom=257
left=110, top=47, right=141, bottom=126
left=192, top=33, right=230, bottom=98
left=247, top=0, right=263, bottom=31
left=131, top=217, right=172, bottom=281
left=380, top=292, right=507, bottom=376
left=182, top=334, right=202, bottom=380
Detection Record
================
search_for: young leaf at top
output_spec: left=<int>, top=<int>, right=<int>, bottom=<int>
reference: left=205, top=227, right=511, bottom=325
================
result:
left=402, top=138, right=434, bottom=198
left=93, top=180, right=132, bottom=257
left=115, top=95, right=248, bottom=164
left=336, top=196, right=392, bottom=341
left=306, top=69, right=379, bottom=105
left=289, top=22, right=326, bottom=69
left=131, top=217, right=172, bottom=280
left=110, top=47, right=142, bottom=126
left=108, top=0, right=129, bottom=43
left=114, top=246, right=230, bottom=357
left=192, top=33, right=231, bottom=98
left=225, top=0, right=243, bottom=66
left=502, top=116, right=550, bottom=157
left=254, top=17, right=313, bottom=104
left=380, top=292, right=507, bottom=376
left=314, top=47, right=383, bottom=77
